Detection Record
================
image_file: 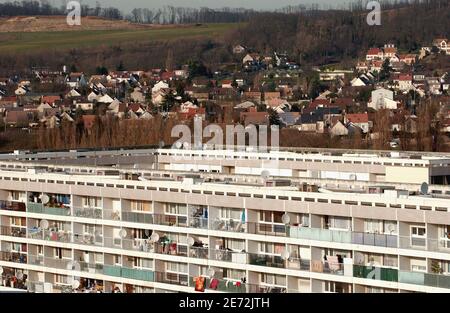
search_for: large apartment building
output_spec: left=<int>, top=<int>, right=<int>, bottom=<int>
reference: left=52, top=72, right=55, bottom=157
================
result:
left=1, top=147, right=450, bottom=293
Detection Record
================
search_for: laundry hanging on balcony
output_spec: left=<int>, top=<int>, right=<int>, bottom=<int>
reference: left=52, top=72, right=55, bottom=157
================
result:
left=194, top=276, right=205, bottom=292
left=241, top=209, right=246, bottom=223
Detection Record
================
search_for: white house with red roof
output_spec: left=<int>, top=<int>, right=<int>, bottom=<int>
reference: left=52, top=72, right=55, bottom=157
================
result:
left=345, top=113, right=370, bottom=133
left=366, top=48, right=383, bottom=61
left=394, top=74, right=414, bottom=91
left=433, top=38, right=450, bottom=55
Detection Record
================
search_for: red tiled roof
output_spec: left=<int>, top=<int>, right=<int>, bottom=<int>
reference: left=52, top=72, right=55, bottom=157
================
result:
left=41, top=95, right=60, bottom=105
left=367, top=48, right=382, bottom=55
left=347, top=113, right=369, bottom=124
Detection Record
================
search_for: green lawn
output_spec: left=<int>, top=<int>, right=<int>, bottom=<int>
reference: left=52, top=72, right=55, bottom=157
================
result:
left=0, top=23, right=241, bottom=54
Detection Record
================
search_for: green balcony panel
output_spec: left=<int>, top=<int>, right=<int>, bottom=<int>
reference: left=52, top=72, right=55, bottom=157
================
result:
left=104, top=265, right=122, bottom=277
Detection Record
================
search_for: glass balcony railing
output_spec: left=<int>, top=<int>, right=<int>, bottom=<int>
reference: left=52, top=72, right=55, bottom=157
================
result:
left=27, top=202, right=70, bottom=216
left=73, top=207, right=102, bottom=219
left=353, top=265, right=399, bottom=282
left=249, top=253, right=285, bottom=268
left=289, top=226, right=398, bottom=248
left=398, top=271, right=450, bottom=289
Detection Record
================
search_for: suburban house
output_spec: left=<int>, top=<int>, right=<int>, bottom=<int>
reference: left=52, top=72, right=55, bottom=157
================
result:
left=233, top=45, right=246, bottom=54
left=433, top=38, right=450, bottom=55
left=366, top=48, right=383, bottom=61
left=368, top=88, right=398, bottom=110
left=239, top=108, right=269, bottom=126
left=394, top=74, right=414, bottom=91
left=345, top=113, right=370, bottom=133
left=329, top=120, right=349, bottom=137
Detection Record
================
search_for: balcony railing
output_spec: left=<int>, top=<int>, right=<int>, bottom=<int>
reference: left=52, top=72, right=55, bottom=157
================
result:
left=249, top=253, right=285, bottom=268
left=73, top=207, right=102, bottom=219
left=4, top=248, right=450, bottom=291
left=353, top=265, right=399, bottom=282
left=289, top=226, right=398, bottom=248
left=27, top=202, right=70, bottom=216
left=0, top=226, right=26, bottom=238
left=0, top=200, right=26, bottom=212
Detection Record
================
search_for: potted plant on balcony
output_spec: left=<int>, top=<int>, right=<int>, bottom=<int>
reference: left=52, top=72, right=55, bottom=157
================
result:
left=431, top=260, right=443, bottom=274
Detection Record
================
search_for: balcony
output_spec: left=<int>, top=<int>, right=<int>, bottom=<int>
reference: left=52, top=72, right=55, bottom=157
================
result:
left=73, top=207, right=102, bottom=219
left=248, top=222, right=289, bottom=237
left=0, top=251, right=27, bottom=264
left=353, top=265, right=399, bottom=282
left=122, top=211, right=153, bottom=224
left=249, top=253, right=285, bottom=268
left=0, top=226, right=26, bottom=238
left=210, top=219, right=246, bottom=233
left=0, top=200, right=26, bottom=212
left=289, top=226, right=398, bottom=248
left=399, top=271, right=450, bottom=289
left=121, top=267, right=154, bottom=282
left=189, top=216, right=208, bottom=229
left=27, top=202, right=70, bottom=216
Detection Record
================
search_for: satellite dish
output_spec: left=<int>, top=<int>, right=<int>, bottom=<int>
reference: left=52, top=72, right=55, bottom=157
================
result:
left=175, top=141, right=182, bottom=149
left=144, top=229, right=151, bottom=237
left=281, top=213, right=291, bottom=225
left=261, top=170, right=270, bottom=180
left=183, top=142, right=191, bottom=150
left=40, top=194, right=50, bottom=205
left=150, top=232, right=159, bottom=243
left=420, top=182, right=429, bottom=195
left=187, top=237, right=195, bottom=246
left=119, top=229, right=127, bottom=238
left=354, top=252, right=364, bottom=265
left=71, top=280, right=80, bottom=289
left=67, top=261, right=80, bottom=271
left=281, top=250, right=290, bottom=260
left=208, top=268, right=215, bottom=277
left=16, top=271, right=24, bottom=280
left=388, top=224, right=396, bottom=233
left=159, top=141, right=165, bottom=148
left=40, top=219, right=49, bottom=230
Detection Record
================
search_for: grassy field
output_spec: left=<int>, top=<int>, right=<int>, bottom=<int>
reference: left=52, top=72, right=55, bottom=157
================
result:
left=0, top=23, right=241, bottom=54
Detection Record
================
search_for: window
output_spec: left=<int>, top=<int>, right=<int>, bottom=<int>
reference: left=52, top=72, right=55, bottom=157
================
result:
left=54, top=274, right=68, bottom=285
left=83, top=197, right=102, bottom=208
left=83, top=224, right=101, bottom=235
left=55, top=248, right=71, bottom=259
left=410, top=226, right=426, bottom=247
left=365, top=219, right=383, bottom=233
left=114, top=255, right=122, bottom=265
left=10, top=191, right=23, bottom=201
left=328, top=216, right=350, bottom=230
left=259, top=211, right=283, bottom=224
left=383, top=255, right=398, bottom=268
left=224, top=239, right=245, bottom=251
left=260, top=273, right=286, bottom=286
left=94, top=253, right=104, bottom=264
left=219, top=208, right=241, bottom=220
left=223, top=269, right=245, bottom=281
left=130, top=201, right=151, bottom=212
left=141, top=258, right=153, bottom=269
left=165, top=203, right=187, bottom=215
left=259, top=242, right=284, bottom=255
left=10, top=217, right=25, bottom=227
left=166, top=262, right=188, bottom=274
